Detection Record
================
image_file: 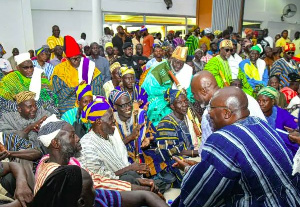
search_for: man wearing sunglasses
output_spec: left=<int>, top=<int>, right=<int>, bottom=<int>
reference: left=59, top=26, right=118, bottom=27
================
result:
left=204, top=39, right=253, bottom=96
left=0, top=52, right=58, bottom=116
left=270, top=42, right=299, bottom=88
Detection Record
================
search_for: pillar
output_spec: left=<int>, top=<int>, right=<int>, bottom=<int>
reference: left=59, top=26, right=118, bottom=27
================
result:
left=196, top=0, right=213, bottom=29
left=21, top=0, right=35, bottom=50
left=92, top=0, right=102, bottom=42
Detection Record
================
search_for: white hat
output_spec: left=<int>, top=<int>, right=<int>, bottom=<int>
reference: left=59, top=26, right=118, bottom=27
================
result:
left=37, top=114, right=67, bottom=147
left=14, top=52, right=31, bottom=65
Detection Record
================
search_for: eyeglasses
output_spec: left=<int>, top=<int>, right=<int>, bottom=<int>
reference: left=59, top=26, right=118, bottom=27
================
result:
left=225, top=49, right=233, bottom=53
left=115, top=101, right=132, bottom=109
left=69, top=56, right=81, bottom=62
left=287, top=52, right=295, bottom=55
left=21, top=66, right=34, bottom=69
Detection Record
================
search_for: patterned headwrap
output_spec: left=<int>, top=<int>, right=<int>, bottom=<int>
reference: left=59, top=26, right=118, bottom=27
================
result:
left=244, top=28, right=253, bottom=36
left=164, top=88, right=182, bottom=105
left=172, top=46, right=188, bottom=61
left=251, top=44, right=263, bottom=54
left=36, top=45, right=49, bottom=56
left=219, top=40, right=233, bottom=49
left=109, top=89, right=131, bottom=106
left=120, top=65, right=135, bottom=77
left=38, top=114, right=67, bottom=148
left=110, top=62, right=121, bottom=73
left=81, top=96, right=111, bottom=123
left=105, top=42, right=113, bottom=50
left=284, top=43, right=296, bottom=53
left=75, top=84, right=93, bottom=107
left=14, top=91, right=36, bottom=104
left=257, top=86, right=279, bottom=100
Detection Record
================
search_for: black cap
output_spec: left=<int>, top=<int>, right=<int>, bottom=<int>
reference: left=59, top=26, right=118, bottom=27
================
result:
left=122, top=42, right=133, bottom=50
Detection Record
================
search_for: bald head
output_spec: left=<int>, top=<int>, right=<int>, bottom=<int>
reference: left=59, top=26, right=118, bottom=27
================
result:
left=78, top=168, right=95, bottom=207
left=191, top=71, right=219, bottom=107
left=209, top=87, right=249, bottom=130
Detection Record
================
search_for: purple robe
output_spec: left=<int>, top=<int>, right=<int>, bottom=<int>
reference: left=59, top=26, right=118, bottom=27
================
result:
left=266, top=105, right=298, bottom=155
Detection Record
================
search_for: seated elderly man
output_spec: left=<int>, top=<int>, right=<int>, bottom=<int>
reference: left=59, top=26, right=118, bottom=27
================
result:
left=109, top=89, right=165, bottom=178
left=0, top=162, right=33, bottom=206
left=61, top=84, right=93, bottom=138
left=32, top=45, right=54, bottom=80
left=114, top=65, right=148, bottom=110
left=171, top=87, right=300, bottom=207
left=34, top=114, right=166, bottom=206
left=0, top=52, right=58, bottom=116
left=51, top=35, right=103, bottom=114
left=0, top=91, right=52, bottom=151
left=79, top=97, right=164, bottom=191
left=141, top=46, right=193, bottom=126
left=156, top=89, right=199, bottom=186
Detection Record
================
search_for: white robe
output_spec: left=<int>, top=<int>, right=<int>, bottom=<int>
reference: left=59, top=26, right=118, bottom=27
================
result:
left=172, top=63, right=193, bottom=90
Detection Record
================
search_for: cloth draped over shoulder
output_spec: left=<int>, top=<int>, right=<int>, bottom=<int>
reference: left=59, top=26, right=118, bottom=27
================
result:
left=204, top=55, right=253, bottom=96
left=141, top=61, right=173, bottom=126
left=50, top=59, right=103, bottom=114
left=239, top=58, right=269, bottom=89
left=0, top=71, right=58, bottom=116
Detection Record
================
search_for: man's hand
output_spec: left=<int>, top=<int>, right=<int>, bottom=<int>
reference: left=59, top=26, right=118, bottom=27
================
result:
left=143, top=102, right=150, bottom=111
left=172, top=156, right=198, bottom=171
left=141, top=138, right=151, bottom=149
left=128, top=123, right=145, bottom=142
left=0, top=151, right=10, bottom=161
left=32, top=116, right=48, bottom=131
left=138, top=60, right=146, bottom=65
left=285, top=126, right=300, bottom=145
left=14, top=181, right=33, bottom=207
left=136, top=178, right=159, bottom=194
left=130, top=163, right=149, bottom=174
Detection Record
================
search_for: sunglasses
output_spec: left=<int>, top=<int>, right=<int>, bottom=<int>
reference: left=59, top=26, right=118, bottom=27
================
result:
left=21, top=66, right=34, bottom=69
left=115, top=101, right=132, bottom=109
left=69, top=56, right=81, bottom=62
left=287, top=52, right=295, bottom=55
left=225, top=49, right=233, bottom=53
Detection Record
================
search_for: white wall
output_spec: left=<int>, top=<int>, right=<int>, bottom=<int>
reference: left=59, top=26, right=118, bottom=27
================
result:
left=0, top=0, right=34, bottom=58
left=244, top=0, right=300, bottom=38
left=30, top=0, right=196, bottom=52
left=102, top=0, right=196, bottom=16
